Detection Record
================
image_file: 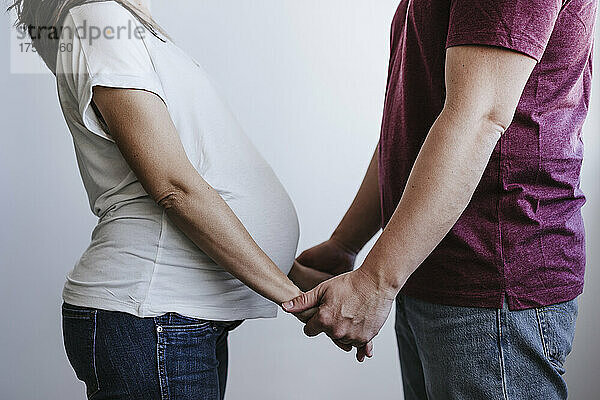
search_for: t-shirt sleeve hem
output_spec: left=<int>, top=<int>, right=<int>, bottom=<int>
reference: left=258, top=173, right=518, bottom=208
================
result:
left=446, top=31, right=546, bottom=62
left=80, top=73, right=167, bottom=143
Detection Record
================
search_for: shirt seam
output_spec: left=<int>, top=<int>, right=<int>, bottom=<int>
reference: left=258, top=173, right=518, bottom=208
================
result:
left=67, top=9, right=96, bottom=89
left=65, top=10, right=115, bottom=143
left=404, top=287, right=500, bottom=298
left=533, top=68, right=549, bottom=291
left=497, top=137, right=507, bottom=298
left=63, top=291, right=275, bottom=312
left=134, top=15, right=168, bottom=105
left=446, top=30, right=547, bottom=61
left=63, top=290, right=142, bottom=308
left=506, top=281, right=584, bottom=297
left=62, top=292, right=277, bottom=318
left=66, top=6, right=167, bottom=131
left=403, top=281, right=583, bottom=298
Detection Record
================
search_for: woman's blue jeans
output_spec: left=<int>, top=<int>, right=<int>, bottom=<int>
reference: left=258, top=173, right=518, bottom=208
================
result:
left=395, top=295, right=579, bottom=400
left=62, top=302, right=241, bottom=400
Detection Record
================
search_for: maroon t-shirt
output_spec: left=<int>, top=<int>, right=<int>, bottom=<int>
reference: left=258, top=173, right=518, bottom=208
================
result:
left=379, top=0, right=597, bottom=310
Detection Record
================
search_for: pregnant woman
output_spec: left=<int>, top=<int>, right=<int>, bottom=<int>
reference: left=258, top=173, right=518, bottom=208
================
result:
left=9, top=0, right=327, bottom=398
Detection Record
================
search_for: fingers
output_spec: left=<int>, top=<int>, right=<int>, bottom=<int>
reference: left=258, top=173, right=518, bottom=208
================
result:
left=293, top=307, right=318, bottom=324
left=296, top=308, right=374, bottom=361
left=333, top=338, right=374, bottom=361
left=356, top=346, right=367, bottom=362
left=304, top=313, right=373, bottom=361
left=355, top=341, right=374, bottom=362
left=365, top=341, right=374, bottom=358
left=333, top=340, right=353, bottom=352
left=303, top=315, right=326, bottom=337
left=282, top=286, right=321, bottom=313
left=298, top=306, right=351, bottom=350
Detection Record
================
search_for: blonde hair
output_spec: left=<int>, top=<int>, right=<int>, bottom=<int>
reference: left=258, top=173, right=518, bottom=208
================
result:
left=8, top=0, right=168, bottom=73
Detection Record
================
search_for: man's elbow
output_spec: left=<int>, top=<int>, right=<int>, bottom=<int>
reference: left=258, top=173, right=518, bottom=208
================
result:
left=481, top=107, right=513, bottom=138
left=443, top=96, right=515, bottom=139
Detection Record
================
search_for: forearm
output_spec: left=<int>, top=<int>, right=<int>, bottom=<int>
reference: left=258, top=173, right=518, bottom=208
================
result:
left=360, top=110, right=502, bottom=292
left=90, top=88, right=300, bottom=305
left=160, top=181, right=301, bottom=305
left=331, top=144, right=382, bottom=253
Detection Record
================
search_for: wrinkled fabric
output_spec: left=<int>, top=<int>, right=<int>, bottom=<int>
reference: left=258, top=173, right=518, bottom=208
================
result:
left=379, top=0, right=596, bottom=310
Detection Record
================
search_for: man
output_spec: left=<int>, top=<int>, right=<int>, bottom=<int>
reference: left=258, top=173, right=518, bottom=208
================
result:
left=285, top=0, right=596, bottom=398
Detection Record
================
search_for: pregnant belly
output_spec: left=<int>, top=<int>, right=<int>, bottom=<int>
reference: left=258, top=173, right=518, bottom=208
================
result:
left=224, top=184, right=300, bottom=275
left=152, top=173, right=300, bottom=276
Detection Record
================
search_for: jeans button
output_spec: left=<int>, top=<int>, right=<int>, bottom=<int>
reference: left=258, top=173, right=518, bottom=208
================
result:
left=156, top=326, right=163, bottom=333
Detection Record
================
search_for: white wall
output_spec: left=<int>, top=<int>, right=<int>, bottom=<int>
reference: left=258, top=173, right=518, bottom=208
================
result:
left=0, top=1, right=597, bottom=399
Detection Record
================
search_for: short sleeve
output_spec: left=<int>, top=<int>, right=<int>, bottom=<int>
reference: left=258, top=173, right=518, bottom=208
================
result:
left=446, top=0, right=563, bottom=62
left=55, top=3, right=166, bottom=142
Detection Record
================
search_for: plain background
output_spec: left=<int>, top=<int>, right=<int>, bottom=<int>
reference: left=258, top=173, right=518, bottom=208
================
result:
left=1, top=1, right=598, bottom=399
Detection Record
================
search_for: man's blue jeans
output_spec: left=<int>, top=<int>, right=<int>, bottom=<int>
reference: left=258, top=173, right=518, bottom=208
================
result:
left=62, top=303, right=241, bottom=400
left=395, top=295, right=578, bottom=400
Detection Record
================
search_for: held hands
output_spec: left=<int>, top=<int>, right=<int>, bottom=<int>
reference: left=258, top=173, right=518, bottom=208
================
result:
left=286, top=240, right=397, bottom=362
left=284, top=269, right=395, bottom=358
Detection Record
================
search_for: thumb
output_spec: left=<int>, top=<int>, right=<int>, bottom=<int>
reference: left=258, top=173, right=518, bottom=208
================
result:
left=282, top=287, right=320, bottom=313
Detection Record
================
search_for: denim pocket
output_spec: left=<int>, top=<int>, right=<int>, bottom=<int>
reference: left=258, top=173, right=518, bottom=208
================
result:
left=535, top=298, right=578, bottom=374
left=62, top=303, right=100, bottom=398
left=158, top=313, right=216, bottom=334
left=155, top=313, right=223, bottom=398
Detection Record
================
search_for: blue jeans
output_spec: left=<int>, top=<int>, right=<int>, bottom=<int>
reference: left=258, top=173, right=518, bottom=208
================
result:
left=395, top=295, right=578, bottom=400
left=61, top=302, right=241, bottom=400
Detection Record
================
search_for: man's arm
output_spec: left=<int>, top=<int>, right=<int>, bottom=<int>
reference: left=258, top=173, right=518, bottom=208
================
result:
left=361, top=45, right=536, bottom=292
left=284, top=44, right=537, bottom=347
left=289, top=144, right=381, bottom=289
left=331, top=143, right=382, bottom=254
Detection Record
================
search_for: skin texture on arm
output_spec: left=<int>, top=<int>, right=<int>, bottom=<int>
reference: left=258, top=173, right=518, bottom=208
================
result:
left=283, top=45, right=538, bottom=349
left=91, top=86, right=302, bottom=305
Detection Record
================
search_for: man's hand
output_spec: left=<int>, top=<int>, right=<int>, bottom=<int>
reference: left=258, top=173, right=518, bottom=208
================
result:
left=288, top=261, right=334, bottom=292
left=296, top=238, right=357, bottom=276
left=282, top=268, right=396, bottom=358
left=282, top=278, right=374, bottom=362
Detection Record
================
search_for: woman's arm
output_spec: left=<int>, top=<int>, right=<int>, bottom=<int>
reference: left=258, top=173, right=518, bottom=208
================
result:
left=92, top=86, right=302, bottom=305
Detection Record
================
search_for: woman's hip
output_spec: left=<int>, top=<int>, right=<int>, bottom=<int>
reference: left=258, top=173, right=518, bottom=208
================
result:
left=61, top=302, right=237, bottom=400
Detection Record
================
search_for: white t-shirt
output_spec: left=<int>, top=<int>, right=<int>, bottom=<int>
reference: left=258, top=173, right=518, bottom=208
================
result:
left=55, top=1, right=299, bottom=320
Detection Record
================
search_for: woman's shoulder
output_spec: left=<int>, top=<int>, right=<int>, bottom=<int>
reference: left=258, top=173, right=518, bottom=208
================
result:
left=65, top=1, right=141, bottom=31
